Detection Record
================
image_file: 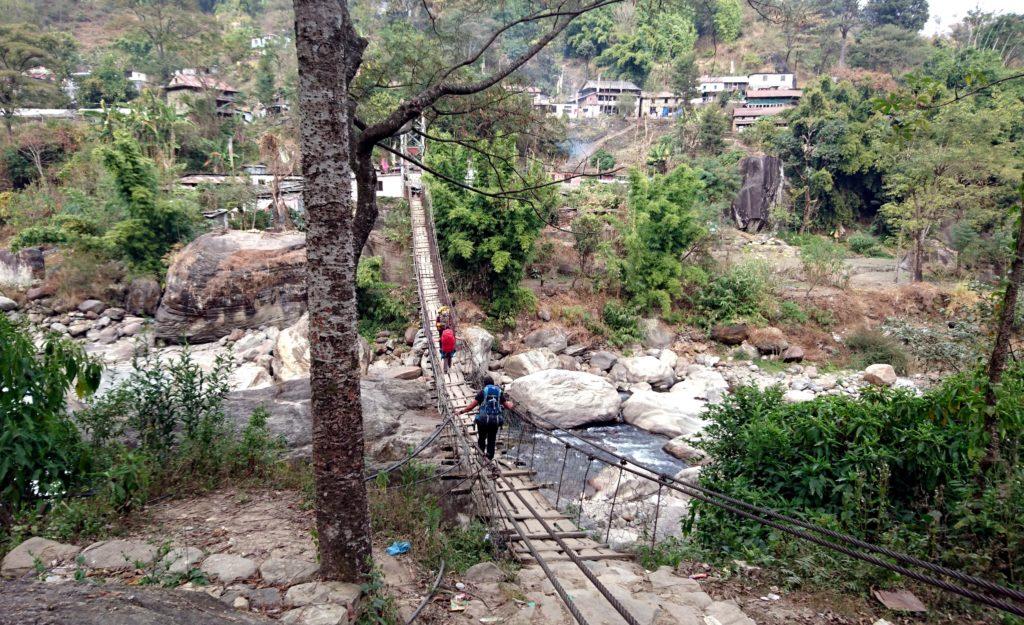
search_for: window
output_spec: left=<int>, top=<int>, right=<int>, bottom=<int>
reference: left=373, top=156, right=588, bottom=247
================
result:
left=376, top=180, right=384, bottom=191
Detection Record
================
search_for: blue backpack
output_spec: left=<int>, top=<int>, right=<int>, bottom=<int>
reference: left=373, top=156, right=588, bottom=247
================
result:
left=476, top=384, right=504, bottom=426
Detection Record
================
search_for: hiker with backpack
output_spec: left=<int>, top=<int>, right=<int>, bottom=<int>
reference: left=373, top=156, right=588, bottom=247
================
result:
left=440, top=326, right=456, bottom=373
left=435, top=305, right=451, bottom=338
left=459, top=375, right=514, bottom=460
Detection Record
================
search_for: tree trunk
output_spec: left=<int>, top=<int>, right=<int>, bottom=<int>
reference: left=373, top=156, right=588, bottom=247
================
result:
left=352, top=150, right=378, bottom=265
left=271, top=173, right=293, bottom=230
left=913, top=231, right=924, bottom=282
left=800, top=182, right=813, bottom=234
left=982, top=184, right=1024, bottom=472
left=838, top=29, right=849, bottom=68
left=292, top=0, right=372, bottom=583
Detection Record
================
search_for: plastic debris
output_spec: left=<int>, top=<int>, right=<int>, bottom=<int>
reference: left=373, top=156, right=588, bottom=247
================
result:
left=873, top=589, right=927, bottom=612
left=480, top=618, right=503, bottom=624
left=759, top=593, right=781, bottom=601
left=689, top=573, right=708, bottom=580
left=386, top=540, right=411, bottom=556
left=449, top=593, right=471, bottom=612
left=455, top=582, right=466, bottom=590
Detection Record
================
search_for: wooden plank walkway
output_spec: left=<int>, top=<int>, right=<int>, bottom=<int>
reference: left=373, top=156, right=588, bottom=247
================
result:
left=407, top=183, right=630, bottom=566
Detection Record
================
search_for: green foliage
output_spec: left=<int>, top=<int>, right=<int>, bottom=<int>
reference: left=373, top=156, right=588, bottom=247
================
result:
left=881, top=318, right=986, bottom=373
left=846, top=231, right=885, bottom=256
left=0, top=317, right=102, bottom=508
left=428, top=134, right=552, bottom=323
left=618, top=165, right=706, bottom=316
left=711, top=0, right=743, bottom=42
left=356, top=256, right=413, bottom=339
left=863, top=0, right=929, bottom=31
left=844, top=328, right=911, bottom=374
left=0, top=23, right=67, bottom=119
left=77, top=53, right=136, bottom=107
left=601, top=300, right=645, bottom=348
left=691, top=367, right=1024, bottom=585
left=589, top=148, right=615, bottom=172
left=689, top=262, right=774, bottom=330
left=570, top=211, right=603, bottom=284
left=799, top=237, right=849, bottom=293
left=776, top=301, right=808, bottom=325
left=595, top=3, right=697, bottom=85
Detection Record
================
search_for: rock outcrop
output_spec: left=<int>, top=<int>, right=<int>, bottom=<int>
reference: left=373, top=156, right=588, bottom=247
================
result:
left=609, top=356, right=675, bottom=389
left=126, top=277, right=162, bottom=316
left=863, top=363, right=897, bottom=387
left=155, top=230, right=307, bottom=343
left=622, top=391, right=706, bottom=438
left=504, top=348, right=560, bottom=379
left=731, top=155, right=784, bottom=232
left=507, top=370, right=621, bottom=428
left=459, top=325, right=494, bottom=382
left=523, top=326, right=569, bottom=354
left=0, top=247, right=43, bottom=287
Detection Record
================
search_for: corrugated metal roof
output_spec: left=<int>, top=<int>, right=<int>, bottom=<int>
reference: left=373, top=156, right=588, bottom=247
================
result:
left=746, top=89, right=803, bottom=98
left=579, top=79, right=640, bottom=92
left=732, top=106, right=794, bottom=116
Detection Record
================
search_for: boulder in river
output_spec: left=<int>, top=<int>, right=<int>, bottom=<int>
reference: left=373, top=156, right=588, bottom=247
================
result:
left=155, top=230, right=307, bottom=343
left=507, top=369, right=621, bottom=428
left=711, top=324, right=748, bottom=346
left=863, top=363, right=897, bottom=387
left=749, top=326, right=788, bottom=355
left=126, top=277, right=162, bottom=316
left=731, top=155, right=783, bottom=232
left=459, top=325, right=494, bottom=382
left=522, top=326, right=569, bottom=354
left=504, top=348, right=560, bottom=379
left=610, top=356, right=675, bottom=389
left=622, top=391, right=706, bottom=438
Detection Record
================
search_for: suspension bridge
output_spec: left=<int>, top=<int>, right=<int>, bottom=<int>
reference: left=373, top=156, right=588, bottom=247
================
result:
left=402, top=177, right=1024, bottom=624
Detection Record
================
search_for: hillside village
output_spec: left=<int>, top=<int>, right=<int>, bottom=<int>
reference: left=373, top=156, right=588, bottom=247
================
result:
left=1, top=1, right=1024, bottom=625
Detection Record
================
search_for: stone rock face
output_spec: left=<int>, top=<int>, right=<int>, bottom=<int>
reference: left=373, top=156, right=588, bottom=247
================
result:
left=275, top=313, right=310, bottom=381
left=0, top=248, right=43, bottom=287
left=863, top=363, right=897, bottom=387
left=640, top=318, right=673, bottom=349
left=162, top=547, right=205, bottom=575
left=622, top=391, right=706, bottom=438
left=504, top=348, right=560, bottom=379
left=610, top=356, right=675, bottom=389
left=663, top=437, right=707, bottom=463
left=26, top=284, right=54, bottom=301
left=731, top=155, right=783, bottom=232
left=1, top=537, right=81, bottom=577
left=507, top=370, right=621, bottom=429
left=155, top=230, right=307, bottom=343
left=589, top=350, right=618, bottom=372
left=224, top=377, right=430, bottom=454
left=460, top=325, right=494, bottom=381
left=0, top=296, right=17, bottom=312
left=523, top=326, right=569, bottom=354
left=370, top=366, right=422, bottom=381
left=81, top=540, right=158, bottom=570
left=711, top=324, right=748, bottom=345
left=0, top=579, right=275, bottom=625
left=200, top=553, right=257, bottom=584
left=783, top=389, right=816, bottom=403
left=464, top=561, right=505, bottom=583
left=749, top=326, right=788, bottom=355
left=671, top=366, right=729, bottom=404
left=259, top=558, right=320, bottom=586
left=126, top=277, right=162, bottom=316
left=782, top=345, right=805, bottom=362
left=284, top=581, right=361, bottom=607
left=78, top=299, right=106, bottom=315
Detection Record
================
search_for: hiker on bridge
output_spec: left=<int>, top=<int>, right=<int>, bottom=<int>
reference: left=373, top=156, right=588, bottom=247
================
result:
left=440, top=326, right=456, bottom=373
left=459, top=375, right=514, bottom=460
left=435, top=305, right=451, bottom=338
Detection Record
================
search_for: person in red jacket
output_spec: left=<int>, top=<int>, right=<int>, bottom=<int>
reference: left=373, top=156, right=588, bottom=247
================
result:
left=440, top=327, right=456, bottom=373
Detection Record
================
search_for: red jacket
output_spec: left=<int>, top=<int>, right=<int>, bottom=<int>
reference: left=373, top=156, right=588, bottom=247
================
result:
left=440, top=328, right=456, bottom=353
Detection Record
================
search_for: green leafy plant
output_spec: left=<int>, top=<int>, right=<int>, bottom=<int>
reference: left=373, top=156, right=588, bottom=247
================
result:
left=689, top=261, right=773, bottom=330
left=356, top=256, right=413, bottom=339
left=800, top=237, right=849, bottom=294
left=601, top=300, right=645, bottom=348
left=844, top=328, right=911, bottom=374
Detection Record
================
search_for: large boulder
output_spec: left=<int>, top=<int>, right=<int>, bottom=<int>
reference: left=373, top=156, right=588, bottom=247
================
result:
left=504, top=348, right=560, bottom=379
left=2, top=537, right=81, bottom=578
left=155, top=230, right=307, bottom=343
left=609, top=356, right=675, bottom=389
left=863, top=363, right=897, bottom=387
left=507, top=370, right=621, bottom=428
left=126, top=277, right=162, bottom=316
left=224, top=377, right=430, bottom=455
left=749, top=326, right=788, bottom=355
left=459, top=325, right=494, bottom=381
left=522, top=326, right=569, bottom=354
left=711, top=324, right=748, bottom=346
left=640, top=318, right=673, bottom=349
left=622, top=391, right=707, bottom=438
left=670, top=365, right=729, bottom=403
left=731, top=155, right=783, bottom=232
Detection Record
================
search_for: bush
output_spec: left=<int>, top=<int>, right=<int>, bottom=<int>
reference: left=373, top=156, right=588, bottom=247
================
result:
left=689, top=261, right=773, bottom=330
left=691, top=369, right=1024, bottom=587
left=844, top=328, right=911, bottom=374
left=800, top=237, right=849, bottom=294
left=846, top=231, right=885, bottom=256
left=0, top=318, right=102, bottom=509
left=882, top=318, right=986, bottom=372
left=776, top=301, right=808, bottom=325
left=602, top=300, right=645, bottom=347
left=356, top=256, right=413, bottom=339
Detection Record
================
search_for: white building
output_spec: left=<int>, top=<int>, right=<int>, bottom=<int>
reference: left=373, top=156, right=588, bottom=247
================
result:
left=747, top=73, right=796, bottom=90
left=698, top=75, right=749, bottom=102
